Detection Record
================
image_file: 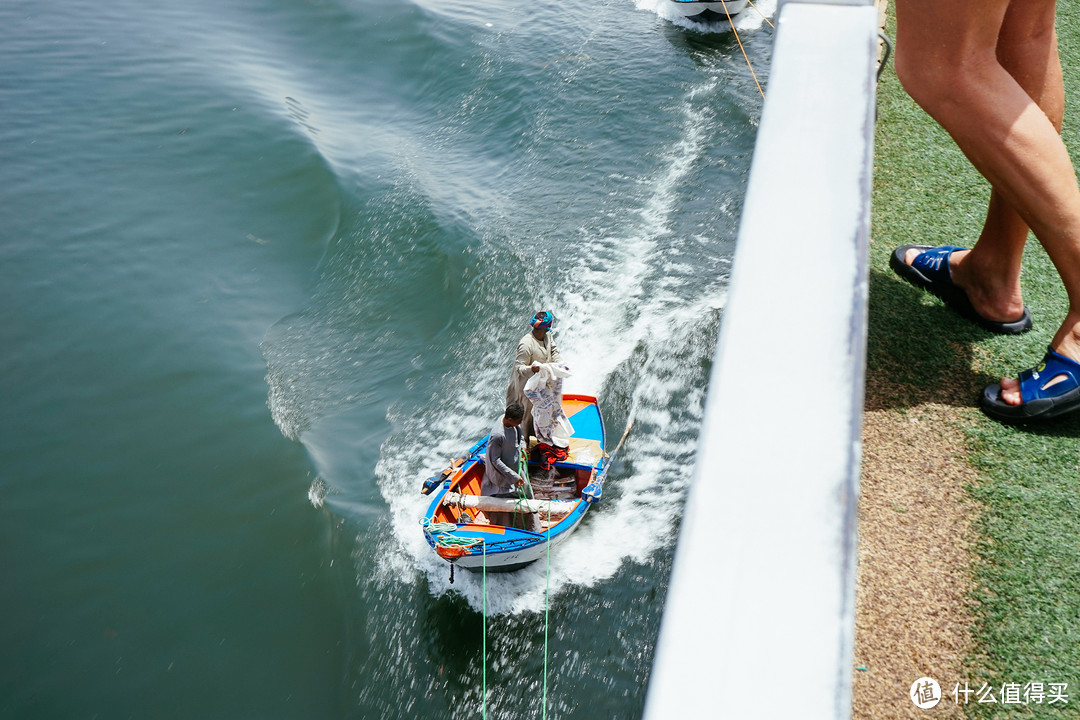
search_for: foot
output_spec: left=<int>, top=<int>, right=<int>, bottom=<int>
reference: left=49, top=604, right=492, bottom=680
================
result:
left=903, top=247, right=1026, bottom=325
left=998, top=312, right=1080, bottom=406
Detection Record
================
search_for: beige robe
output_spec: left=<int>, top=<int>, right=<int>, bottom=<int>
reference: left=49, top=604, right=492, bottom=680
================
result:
left=505, top=331, right=560, bottom=438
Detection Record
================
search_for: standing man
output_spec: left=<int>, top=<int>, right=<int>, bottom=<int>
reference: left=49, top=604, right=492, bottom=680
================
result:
left=506, top=311, right=560, bottom=440
left=481, top=403, right=537, bottom=530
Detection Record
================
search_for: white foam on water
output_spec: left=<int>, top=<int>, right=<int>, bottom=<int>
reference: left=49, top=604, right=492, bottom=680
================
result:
left=308, top=475, right=328, bottom=509
left=374, top=311, right=718, bottom=616
left=374, top=81, right=733, bottom=615
left=559, top=92, right=714, bottom=393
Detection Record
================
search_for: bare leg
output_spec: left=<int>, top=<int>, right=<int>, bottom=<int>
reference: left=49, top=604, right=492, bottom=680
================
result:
left=955, top=1, right=1064, bottom=321
left=901, top=0, right=1062, bottom=323
left=895, top=0, right=1080, bottom=405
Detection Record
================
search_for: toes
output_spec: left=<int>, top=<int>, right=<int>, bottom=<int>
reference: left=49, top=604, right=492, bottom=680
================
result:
left=1000, top=376, right=1022, bottom=406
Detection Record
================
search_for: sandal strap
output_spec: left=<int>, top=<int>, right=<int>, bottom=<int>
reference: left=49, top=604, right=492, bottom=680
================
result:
left=909, top=245, right=964, bottom=284
left=1018, top=347, right=1080, bottom=402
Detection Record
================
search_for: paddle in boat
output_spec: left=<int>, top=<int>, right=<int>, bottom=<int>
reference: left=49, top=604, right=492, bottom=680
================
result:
left=420, top=394, right=625, bottom=581
left=668, top=0, right=749, bottom=23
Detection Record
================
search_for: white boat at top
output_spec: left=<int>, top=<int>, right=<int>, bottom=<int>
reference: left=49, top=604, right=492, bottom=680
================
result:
left=668, top=0, right=750, bottom=23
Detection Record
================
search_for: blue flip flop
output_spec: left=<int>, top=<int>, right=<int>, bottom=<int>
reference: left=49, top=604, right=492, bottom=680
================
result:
left=981, top=347, right=1080, bottom=422
left=890, top=245, right=1032, bottom=335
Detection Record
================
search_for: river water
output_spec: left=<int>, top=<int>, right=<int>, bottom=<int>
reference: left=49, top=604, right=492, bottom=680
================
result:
left=1, top=0, right=771, bottom=716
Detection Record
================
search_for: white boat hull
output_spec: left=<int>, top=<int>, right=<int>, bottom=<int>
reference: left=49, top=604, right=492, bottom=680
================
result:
left=668, top=0, right=749, bottom=22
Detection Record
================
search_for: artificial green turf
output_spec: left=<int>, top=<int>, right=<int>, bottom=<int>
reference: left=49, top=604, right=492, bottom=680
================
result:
left=871, top=9, right=1080, bottom=718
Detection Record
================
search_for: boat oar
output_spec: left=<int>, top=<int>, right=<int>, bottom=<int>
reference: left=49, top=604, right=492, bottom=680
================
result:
left=582, top=416, right=634, bottom=504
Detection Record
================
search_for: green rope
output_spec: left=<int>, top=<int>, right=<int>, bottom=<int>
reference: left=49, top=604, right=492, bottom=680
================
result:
left=519, top=446, right=533, bottom=493
left=520, top=436, right=552, bottom=719
left=482, top=541, right=487, bottom=720
left=542, top=493, right=551, bottom=719
left=514, top=445, right=534, bottom=527
left=466, top=440, right=551, bottom=720
left=434, top=535, right=482, bottom=549
left=424, top=521, right=458, bottom=537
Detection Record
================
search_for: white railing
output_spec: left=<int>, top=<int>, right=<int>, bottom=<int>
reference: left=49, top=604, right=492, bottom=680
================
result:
left=642, top=1, right=877, bottom=718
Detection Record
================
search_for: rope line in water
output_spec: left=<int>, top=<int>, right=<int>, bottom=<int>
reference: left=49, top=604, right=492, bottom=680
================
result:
left=482, top=541, right=487, bottom=720
left=456, top=443, right=555, bottom=719
left=723, top=0, right=765, bottom=98
left=542, top=494, right=552, bottom=719
left=745, top=0, right=774, bottom=29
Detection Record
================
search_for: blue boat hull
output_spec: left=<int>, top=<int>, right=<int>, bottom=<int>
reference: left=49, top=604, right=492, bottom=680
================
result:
left=421, top=394, right=606, bottom=572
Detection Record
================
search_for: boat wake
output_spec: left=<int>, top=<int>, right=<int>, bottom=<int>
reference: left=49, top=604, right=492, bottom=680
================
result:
left=256, top=6, right=752, bottom=617
left=374, top=82, right=733, bottom=616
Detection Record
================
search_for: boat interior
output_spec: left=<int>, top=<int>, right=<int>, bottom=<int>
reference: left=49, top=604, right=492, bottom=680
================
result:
left=433, top=449, right=595, bottom=532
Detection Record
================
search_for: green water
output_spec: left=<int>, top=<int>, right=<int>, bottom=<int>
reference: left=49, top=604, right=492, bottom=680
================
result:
left=1, top=0, right=771, bottom=716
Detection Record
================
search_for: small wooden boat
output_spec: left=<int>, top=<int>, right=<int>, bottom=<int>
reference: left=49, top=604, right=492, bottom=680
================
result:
left=420, top=394, right=609, bottom=578
left=668, top=0, right=749, bottom=23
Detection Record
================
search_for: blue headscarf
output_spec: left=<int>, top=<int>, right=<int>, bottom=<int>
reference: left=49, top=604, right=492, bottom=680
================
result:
left=530, top=311, right=555, bottom=331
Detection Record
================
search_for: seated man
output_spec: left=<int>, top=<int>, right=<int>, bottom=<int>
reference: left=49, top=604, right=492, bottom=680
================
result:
left=480, top=403, right=539, bottom=531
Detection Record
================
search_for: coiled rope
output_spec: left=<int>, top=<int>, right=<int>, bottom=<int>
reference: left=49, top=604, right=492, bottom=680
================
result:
left=423, top=521, right=458, bottom=536
left=437, top=535, right=483, bottom=550
left=424, top=520, right=483, bottom=552
left=423, top=520, right=482, bottom=584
